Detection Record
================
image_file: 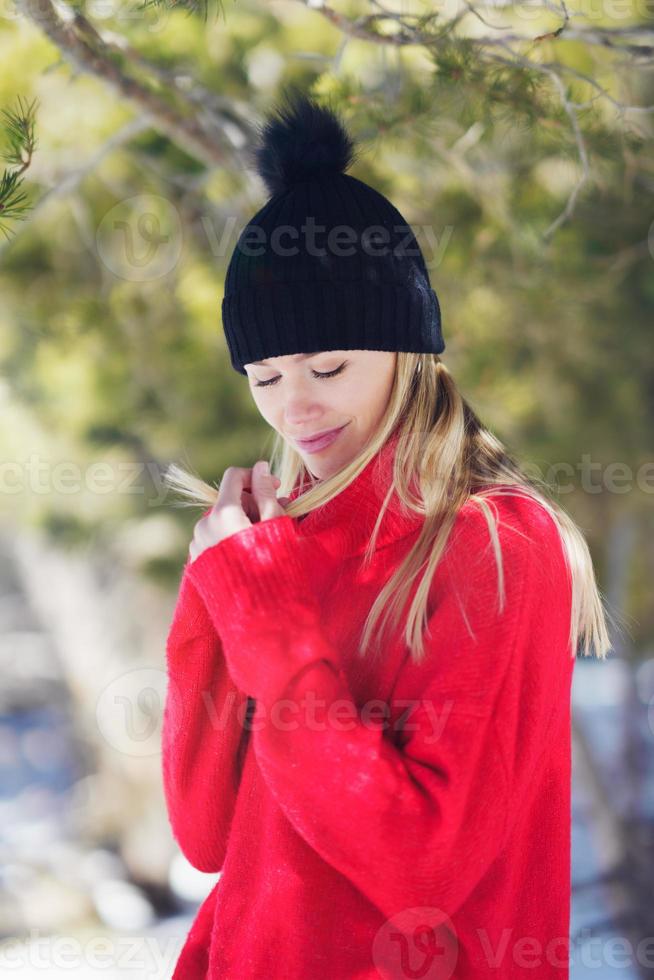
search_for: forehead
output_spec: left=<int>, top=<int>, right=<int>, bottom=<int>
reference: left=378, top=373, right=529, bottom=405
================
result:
left=248, top=350, right=346, bottom=367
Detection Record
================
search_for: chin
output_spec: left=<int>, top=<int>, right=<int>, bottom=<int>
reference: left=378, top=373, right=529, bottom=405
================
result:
left=309, top=450, right=350, bottom=482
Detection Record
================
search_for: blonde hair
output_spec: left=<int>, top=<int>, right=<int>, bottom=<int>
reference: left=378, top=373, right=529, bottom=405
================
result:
left=164, top=352, right=617, bottom=665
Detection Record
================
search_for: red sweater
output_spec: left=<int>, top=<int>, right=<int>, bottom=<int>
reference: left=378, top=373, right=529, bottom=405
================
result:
left=162, top=434, right=576, bottom=979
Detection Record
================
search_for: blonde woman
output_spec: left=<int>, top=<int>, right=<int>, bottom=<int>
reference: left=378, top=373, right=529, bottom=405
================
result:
left=161, top=92, right=611, bottom=980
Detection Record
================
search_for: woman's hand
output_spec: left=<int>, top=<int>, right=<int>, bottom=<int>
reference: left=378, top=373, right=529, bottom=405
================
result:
left=188, top=460, right=291, bottom=563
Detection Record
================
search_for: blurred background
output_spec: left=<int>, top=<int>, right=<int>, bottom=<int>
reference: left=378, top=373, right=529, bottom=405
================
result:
left=1, top=0, right=653, bottom=976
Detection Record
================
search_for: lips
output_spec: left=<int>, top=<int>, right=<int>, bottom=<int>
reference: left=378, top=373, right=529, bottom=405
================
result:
left=294, top=423, right=349, bottom=452
left=296, top=425, right=344, bottom=445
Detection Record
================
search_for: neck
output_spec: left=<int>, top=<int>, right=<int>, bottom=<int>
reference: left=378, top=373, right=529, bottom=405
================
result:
left=288, top=431, right=425, bottom=559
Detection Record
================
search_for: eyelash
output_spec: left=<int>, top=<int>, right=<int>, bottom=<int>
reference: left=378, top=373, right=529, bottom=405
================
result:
left=254, top=362, right=347, bottom=388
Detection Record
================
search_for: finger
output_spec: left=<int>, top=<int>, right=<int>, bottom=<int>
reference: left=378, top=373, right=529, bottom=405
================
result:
left=216, top=466, right=252, bottom=506
left=217, top=466, right=279, bottom=500
left=192, top=472, right=252, bottom=554
left=241, top=488, right=261, bottom=523
left=251, top=460, right=284, bottom=521
left=210, top=467, right=258, bottom=533
left=242, top=474, right=280, bottom=521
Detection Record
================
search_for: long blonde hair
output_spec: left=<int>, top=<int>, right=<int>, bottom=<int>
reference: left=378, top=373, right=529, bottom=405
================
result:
left=164, top=352, right=616, bottom=665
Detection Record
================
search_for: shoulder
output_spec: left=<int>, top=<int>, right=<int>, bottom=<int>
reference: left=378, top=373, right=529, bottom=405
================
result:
left=396, top=488, right=573, bottom=709
left=431, top=487, right=570, bottom=624
left=447, top=486, right=563, bottom=564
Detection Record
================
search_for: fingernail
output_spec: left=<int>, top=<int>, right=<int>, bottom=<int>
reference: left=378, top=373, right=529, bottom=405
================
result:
left=260, top=460, right=269, bottom=474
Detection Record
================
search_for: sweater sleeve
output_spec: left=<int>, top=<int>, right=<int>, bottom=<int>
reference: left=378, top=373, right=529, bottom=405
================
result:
left=161, top=559, right=251, bottom=873
left=185, top=506, right=570, bottom=920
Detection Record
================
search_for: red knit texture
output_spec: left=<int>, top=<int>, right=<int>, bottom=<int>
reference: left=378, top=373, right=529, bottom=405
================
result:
left=161, top=435, right=575, bottom=979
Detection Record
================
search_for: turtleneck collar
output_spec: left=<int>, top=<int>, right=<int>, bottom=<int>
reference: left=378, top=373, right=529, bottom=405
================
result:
left=285, top=429, right=425, bottom=559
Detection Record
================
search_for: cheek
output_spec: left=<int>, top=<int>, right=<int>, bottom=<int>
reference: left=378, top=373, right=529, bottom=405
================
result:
left=350, top=370, right=392, bottom=415
left=250, top=390, right=276, bottom=424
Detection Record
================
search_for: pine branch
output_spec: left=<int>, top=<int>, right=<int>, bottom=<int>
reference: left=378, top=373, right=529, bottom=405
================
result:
left=1, top=95, right=38, bottom=171
left=295, top=0, right=652, bottom=237
left=69, top=13, right=260, bottom=148
left=299, top=0, right=654, bottom=60
left=14, top=0, right=246, bottom=172
left=0, top=95, right=38, bottom=241
left=135, top=0, right=228, bottom=25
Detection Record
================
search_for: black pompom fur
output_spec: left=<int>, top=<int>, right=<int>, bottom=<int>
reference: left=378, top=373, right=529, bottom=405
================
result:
left=249, top=88, right=358, bottom=197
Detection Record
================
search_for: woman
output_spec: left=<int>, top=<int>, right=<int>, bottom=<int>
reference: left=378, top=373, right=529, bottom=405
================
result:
left=161, top=91, right=611, bottom=979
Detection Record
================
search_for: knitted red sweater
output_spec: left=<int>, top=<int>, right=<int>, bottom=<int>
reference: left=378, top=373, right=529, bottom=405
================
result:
left=161, top=434, right=575, bottom=979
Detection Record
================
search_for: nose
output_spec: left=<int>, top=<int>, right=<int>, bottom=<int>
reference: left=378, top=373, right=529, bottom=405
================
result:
left=285, top=408, right=324, bottom=430
left=283, top=383, right=326, bottom=430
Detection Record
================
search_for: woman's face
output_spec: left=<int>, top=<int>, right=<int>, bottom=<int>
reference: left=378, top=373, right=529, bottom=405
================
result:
left=243, top=349, right=397, bottom=480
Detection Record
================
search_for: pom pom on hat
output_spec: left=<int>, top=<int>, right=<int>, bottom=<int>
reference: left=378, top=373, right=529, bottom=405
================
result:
left=249, top=88, right=359, bottom=197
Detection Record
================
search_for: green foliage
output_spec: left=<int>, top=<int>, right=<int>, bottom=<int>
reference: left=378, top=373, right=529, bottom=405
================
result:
left=1, top=94, right=38, bottom=166
left=135, top=0, right=229, bottom=25
left=0, top=95, right=38, bottom=239
left=0, top=0, right=652, bottom=650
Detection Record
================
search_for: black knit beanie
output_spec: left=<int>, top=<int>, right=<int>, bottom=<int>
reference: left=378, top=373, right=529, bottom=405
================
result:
left=221, top=89, right=445, bottom=375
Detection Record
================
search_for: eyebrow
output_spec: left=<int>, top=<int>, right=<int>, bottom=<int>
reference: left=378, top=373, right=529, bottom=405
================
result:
left=251, top=352, right=321, bottom=366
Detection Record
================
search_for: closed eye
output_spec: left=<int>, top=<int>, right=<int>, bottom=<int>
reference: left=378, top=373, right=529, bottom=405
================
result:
left=254, top=362, right=347, bottom=388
